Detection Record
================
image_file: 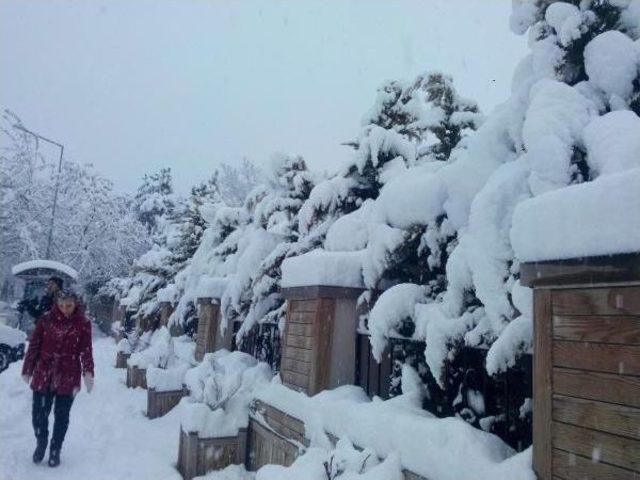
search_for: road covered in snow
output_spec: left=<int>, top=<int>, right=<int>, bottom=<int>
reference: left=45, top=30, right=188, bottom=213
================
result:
left=0, top=332, right=183, bottom=480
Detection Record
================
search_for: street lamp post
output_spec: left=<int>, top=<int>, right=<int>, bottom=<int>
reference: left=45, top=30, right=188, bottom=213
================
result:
left=13, top=124, right=64, bottom=259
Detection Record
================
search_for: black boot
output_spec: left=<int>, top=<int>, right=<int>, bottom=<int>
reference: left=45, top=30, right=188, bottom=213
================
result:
left=32, top=438, right=47, bottom=463
left=48, top=445, right=60, bottom=467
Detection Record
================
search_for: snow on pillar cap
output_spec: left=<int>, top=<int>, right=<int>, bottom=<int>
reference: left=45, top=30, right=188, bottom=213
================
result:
left=194, top=276, right=228, bottom=301
left=511, top=169, right=640, bottom=263
left=281, top=249, right=365, bottom=289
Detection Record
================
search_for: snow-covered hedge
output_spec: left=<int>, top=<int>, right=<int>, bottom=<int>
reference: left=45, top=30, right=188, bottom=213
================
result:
left=108, top=1, right=640, bottom=435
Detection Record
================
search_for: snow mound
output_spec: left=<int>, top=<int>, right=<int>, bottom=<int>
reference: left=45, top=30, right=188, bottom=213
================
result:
left=584, top=30, right=639, bottom=101
left=367, top=284, right=428, bottom=360
left=0, top=323, right=26, bottom=348
left=128, top=327, right=173, bottom=369
left=256, top=382, right=534, bottom=480
left=583, top=110, right=640, bottom=177
left=181, top=350, right=272, bottom=437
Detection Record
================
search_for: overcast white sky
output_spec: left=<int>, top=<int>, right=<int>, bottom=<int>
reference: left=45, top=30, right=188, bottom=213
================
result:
left=1, top=0, right=527, bottom=194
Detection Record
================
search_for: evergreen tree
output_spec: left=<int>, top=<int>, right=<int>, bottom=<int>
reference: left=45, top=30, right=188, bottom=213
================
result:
left=174, top=176, right=222, bottom=264
left=298, top=71, right=481, bottom=243
left=244, top=154, right=314, bottom=334
left=133, top=167, right=176, bottom=236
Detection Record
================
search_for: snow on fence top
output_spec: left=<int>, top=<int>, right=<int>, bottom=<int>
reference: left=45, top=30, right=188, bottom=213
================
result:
left=11, top=259, right=79, bottom=280
left=255, top=382, right=533, bottom=480
left=281, top=249, right=365, bottom=289
left=512, top=168, right=640, bottom=262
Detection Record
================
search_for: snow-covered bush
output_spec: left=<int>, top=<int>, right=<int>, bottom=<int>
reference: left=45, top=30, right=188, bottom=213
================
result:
left=181, top=350, right=272, bottom=437
left=153, top=154, right=313, bottom=372
left=127, top=327, right=174, bottom=369
left=365, top=0, right=640, bottom=388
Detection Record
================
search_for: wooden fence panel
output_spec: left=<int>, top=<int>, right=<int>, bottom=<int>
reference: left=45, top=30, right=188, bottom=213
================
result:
left=532, top=284, right=640, bottom=479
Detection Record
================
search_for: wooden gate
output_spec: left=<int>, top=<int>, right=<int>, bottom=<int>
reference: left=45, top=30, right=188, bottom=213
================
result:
left=523, top=255, right=640, bottom=480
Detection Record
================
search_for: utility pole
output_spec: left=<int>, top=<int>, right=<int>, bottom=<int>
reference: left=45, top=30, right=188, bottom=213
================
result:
left=13, top=124, right=64, bottom=259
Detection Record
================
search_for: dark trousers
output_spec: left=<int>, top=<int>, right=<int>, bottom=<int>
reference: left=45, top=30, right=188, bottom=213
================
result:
left=32, top=392, right=74, bottom=450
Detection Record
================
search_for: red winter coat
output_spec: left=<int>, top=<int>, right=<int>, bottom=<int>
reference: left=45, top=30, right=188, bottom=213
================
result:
left=22, top=304, right=94, bottom=396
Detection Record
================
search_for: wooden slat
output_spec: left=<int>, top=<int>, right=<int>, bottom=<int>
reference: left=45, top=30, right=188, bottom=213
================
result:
left=281, top=370, right=309, bottom=390
left=534, top=289, right=553, bottom=480
left=287, top=311, right=316, bottom=325
left=520, top=254, right=640, bottom=288
left=281, top=357, right=311, bottom=376
left=357, top=334, right=370, bottom=393
left=368, top=351, right=380, bottom=398
left=309, top=297, right=334, bottom=396
left=553, top=316, right=640, bottom=345
left=378, top=348, right=392, bottom=400
left=553, top=421, right=640, bottom=472
left=552, top=287, right=640, bottom=316
left=553, top=341, right=640, bottom=376
left=284, top=333, right=314, bottom=350
left=554, top=367, right=640, bottom=408
left=287, top=323, right=314, bottom=337
left=282, top=285, right=363, bottom=300
left=262, top=403, right=306, bottom=439
left=282, top=345, right=314, bottom=363
left=553, top=395, right=640, bottom=440
left=288, top=299, right=319, bottom=314
left=553, top=448, right=639, bottom=480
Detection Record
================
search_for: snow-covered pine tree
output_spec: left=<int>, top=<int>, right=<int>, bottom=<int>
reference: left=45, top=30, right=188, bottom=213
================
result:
left=133, top=167, right=176, bottom=236
left=407, top=72, right=482, bottom=162
left=365, top=0, right=640, bottom=443
left=215, top=155, right=314, bottom=372
left=362, top=72, right=482, bottom=293
left=298, top=71, right=481, bottom=255
left=240, top=154, right=314, bottom=351
left=117, top=169, right=184, bottom=327
left=173, top=176, right=222, bottom=265
left=350, top=73, right=483, bottom=420
left=149, top=161, right=264, bottom=335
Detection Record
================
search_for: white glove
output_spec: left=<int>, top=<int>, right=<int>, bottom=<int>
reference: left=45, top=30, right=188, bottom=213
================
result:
left=22, top=375, right=31, bottom=386
left=83, top=373, right=94, bottom=393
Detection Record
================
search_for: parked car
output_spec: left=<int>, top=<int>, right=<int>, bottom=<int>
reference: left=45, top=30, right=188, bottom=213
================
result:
left=0, top=320, right=26, bottom=373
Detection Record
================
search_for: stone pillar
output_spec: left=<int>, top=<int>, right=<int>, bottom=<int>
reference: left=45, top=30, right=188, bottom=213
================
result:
left=194, top=298, right=231, bottom=361
left=280, top=286, right=363, bottom=396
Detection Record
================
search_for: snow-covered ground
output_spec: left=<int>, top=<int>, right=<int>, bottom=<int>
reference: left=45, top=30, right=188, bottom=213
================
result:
left=0, top=332, right=183, bottom=480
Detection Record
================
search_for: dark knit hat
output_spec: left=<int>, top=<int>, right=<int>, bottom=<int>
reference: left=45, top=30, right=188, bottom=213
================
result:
left=48, top=276, right=64, bottom=290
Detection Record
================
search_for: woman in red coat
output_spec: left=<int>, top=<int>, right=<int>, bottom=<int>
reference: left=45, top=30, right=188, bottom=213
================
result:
left=21, top=290, right=94, bottom=467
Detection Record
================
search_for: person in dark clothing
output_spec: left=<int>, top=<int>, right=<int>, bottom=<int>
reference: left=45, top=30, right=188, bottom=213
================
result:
left=18, top=276, right=64, bottom=323
left=21, top=290, right=94, bottom=467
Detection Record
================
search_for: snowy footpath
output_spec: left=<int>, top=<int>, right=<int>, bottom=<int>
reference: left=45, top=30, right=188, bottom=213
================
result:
left=0, top=332, right=183, bottom=480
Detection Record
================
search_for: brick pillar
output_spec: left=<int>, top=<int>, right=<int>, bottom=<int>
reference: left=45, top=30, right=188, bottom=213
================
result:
left=280, top=286, right=363, bottom=396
